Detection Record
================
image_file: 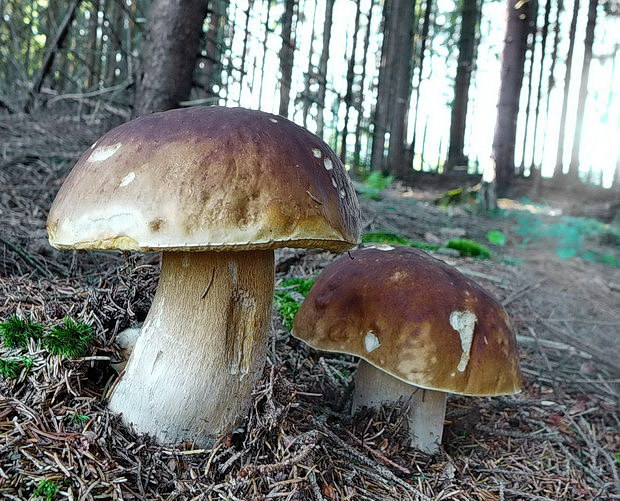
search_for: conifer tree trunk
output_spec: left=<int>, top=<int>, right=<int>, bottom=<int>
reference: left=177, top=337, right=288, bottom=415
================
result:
left=410, top=0, right=433, bottom=163
left=203, top=0, right=228, bottom=97
left=238, top=0, right=254, bottom=94
left=301, top=0, right=319, bottom=127
left=386, top=0, right=415, bottom=178
left=134, top=0, right=208, bottom=116
left=491, top=0, right=531, bottom=195
left=568, top=0, right=598, bottom=181
left=353, top=0, right=376, bottom=169
left=316, top=0, right=335, bottom=137
left=529, top=0, right=552, bottom=174
left=278, top=0, right=297, bottom=117
left=257, top=0, right=271, bottom=109
left=517, top=0, right=538, bottom=176
left=553, top=0, right=579, bottom=178
left=341, top=0, right=362, bottom=163
left=445, top=0, right=479, bottom=172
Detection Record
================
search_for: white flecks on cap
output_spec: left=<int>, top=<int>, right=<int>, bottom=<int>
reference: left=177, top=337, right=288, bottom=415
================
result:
left=449, top=310, right=477, bottom=372
left=331, top=177, right=337, bottom=188
left=339, top=189, right=346, bottom=198
left=119, top=172, right=135, bottom=187
left=269, top=118, right=278, bottom=123
left=364, top=332, right=381, bottom=353
left=372, top=244, right=394, bottom=251
left=87, top=143, right=122, bottom=162
left=324, top=158, right=333, bottom=170
left=312, top=148, right=322, bottom=158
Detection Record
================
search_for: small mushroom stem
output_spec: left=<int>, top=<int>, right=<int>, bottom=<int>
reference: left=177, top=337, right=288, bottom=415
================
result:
left=108, top=250, right=274, bottom=445
left=351, top=359, right=447, bottom=453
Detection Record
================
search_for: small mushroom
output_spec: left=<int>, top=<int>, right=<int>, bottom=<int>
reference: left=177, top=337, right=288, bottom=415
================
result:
left=47, top=106, right=361, bottom=444
left=292, top=245, right=521, bottom=453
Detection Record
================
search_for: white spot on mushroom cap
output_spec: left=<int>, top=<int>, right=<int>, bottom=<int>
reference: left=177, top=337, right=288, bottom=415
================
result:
left=339, top=189, right=346, bottom=198
left=312, top=148, right=322, bottom=158
left=119, top=172, right=135, bottom=187
left=450, top=310, right=477, bottom=372
left=364, top=332, right=381, bottom=353
left=88, top=143, right=122, bottom=162
left=331, top=177, right=337, bottom=188
left=269, top=118, right=278, bottom=123
left=371, top=244, right=394, bottom=251
left=324, top=158, right=333, bottom=170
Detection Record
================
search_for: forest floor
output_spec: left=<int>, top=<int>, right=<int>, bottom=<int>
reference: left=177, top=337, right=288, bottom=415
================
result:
left=1, top=109, right=619, bottom=500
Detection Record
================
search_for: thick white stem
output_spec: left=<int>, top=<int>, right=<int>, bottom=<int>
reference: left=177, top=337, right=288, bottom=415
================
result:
left=108, top=250, right=274, bottom=445
left=352, top=359, right=447, bottom=453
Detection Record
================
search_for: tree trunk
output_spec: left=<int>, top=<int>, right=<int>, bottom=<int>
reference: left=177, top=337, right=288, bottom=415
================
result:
left=257, top=0, right=272, bottom=109
left=203, top=0, right=228, bottom=97
left=529, top=0, right=552, bottom=175
left=567, top=0, right=598, bottom=181
left=553, top=0, right=579, bottom=178
left=340, top=0, right=362, bottom=163
left=386, top=0, right=415, bottom=178
left=301, top=0, right=319, bottom=127
left=517, top=0, right=538, bottom=176
left=353, top=0, right=376, bottom=171
left=237, top=0, right=254, bottom=95
left=410, top=0, right=433, bottom=164
left=133, top=0, right=208, bottom=117
left=278, top=0, right=297, bottom=117
left=491, top=0, right=531, bottom=196
left=315, top=0, right=335, bottom=137
left=445, top=0, right=479, bottom=172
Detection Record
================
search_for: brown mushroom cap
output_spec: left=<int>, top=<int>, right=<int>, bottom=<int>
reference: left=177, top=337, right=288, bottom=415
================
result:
left=292, top=245, right=522, bottom=396
left=47, top=106, right=360, bottom=252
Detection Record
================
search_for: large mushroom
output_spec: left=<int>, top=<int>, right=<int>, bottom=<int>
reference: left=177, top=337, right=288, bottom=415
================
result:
left=47, top=106, right=361, bottom=444
left=292, top=245, right=521, bottom=453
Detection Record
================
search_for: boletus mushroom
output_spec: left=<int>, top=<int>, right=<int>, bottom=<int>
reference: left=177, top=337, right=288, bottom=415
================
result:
left=292, top=245, right=521, bottom=453
left=47, top=106, right=361, bottom=444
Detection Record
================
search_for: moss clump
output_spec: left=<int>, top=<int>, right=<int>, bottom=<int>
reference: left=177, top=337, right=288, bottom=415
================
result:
left=274, top=277, right=316, bottom=330
left=32, top=479, right=60, bottom=501
left=43, top=317, right=93, bottom=358
left=0, top=358, right=22, bottom=379
left=362, top=232, right=440, bottom=251
left=0, top=315, right=44, bottom=349
left=446, top=239, right=492, bottom=258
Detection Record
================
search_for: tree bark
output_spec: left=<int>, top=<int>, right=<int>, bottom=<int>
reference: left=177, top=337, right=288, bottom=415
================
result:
left=491, top=0, right=531, bottom=196
left=567, top=0, right=598, bottom=181
left=529, top=0, right=552, bottom=175
left=203, top=0, right=228, bottom=97
left=133, top=0, right=208, bottom=117
left=315, top=0, right=335, bottom=137
left=353, top=0, right=376, bottom=170
left=257, top=0, right=272, bottom=109
left=386, top=0, right=415, bottom=178
left=445, top=0, right=479, bottom=172
left=340, top=0, right=362, bottom=163
left=278, top=0, right=297, bottom=117
left=553, top=0, right=579, bottom=178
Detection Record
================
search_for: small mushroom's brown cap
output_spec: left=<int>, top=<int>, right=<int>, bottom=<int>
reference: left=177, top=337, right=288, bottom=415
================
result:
left=47, top=106, right=360, bottom=252
left=292, top=246, right=521, bottom=396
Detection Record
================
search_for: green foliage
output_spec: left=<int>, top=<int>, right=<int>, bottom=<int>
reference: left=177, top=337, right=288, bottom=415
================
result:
left=362, top=232, right=440, bottom=251
left=357, top=171, right=394, bottom=199
left=274, top=277, right=316, bottom=330
left=0, top=358, right=22, bottom=379
left=43, top=318, right=93, bottom=358
left=71, top=413, right=90, bottom=425
left=512, top=213, right=619, bottom=267
left=0, top=315, right=44, bottom=349
left=615, top=451, right=620, bottom=467
left=486, top=230, right=507, bottom=246
left=445, top=239, right=492, bottom=258
left=32, top=479, right=60, bottom=501
left=435, top=187, right=477, bottom=207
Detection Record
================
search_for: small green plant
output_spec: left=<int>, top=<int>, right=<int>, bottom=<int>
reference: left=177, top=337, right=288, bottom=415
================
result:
left=43, top=317, right=93, bottom=358
left=357, top=171, right=394, bottom=199
left=362, top=232, right=439, bottom=251
left=32, top=479, right=60, bottom=501
left=20, top=355, right=34, bottom=371
left=0, top=315, right=44, bottom=349
left=445, top=239, right=492, bottom=258
left=274, top=277, right=316, bottom=330
left=486, top=230, right=507, bottom=246
left=0, top=358, right=22, bottom=379
left=615, top=451, right=620, bottom=467
left=70, top=413, right=90, bottom=425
